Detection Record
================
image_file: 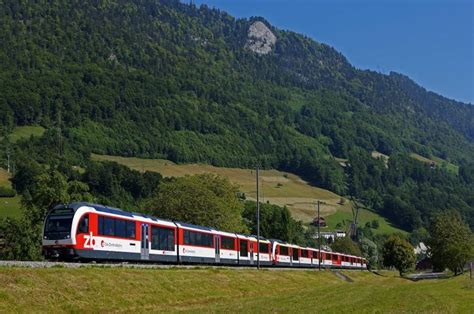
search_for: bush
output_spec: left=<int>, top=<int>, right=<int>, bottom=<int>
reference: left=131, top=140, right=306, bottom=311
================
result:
left=0, top=186, right=16, bottom=198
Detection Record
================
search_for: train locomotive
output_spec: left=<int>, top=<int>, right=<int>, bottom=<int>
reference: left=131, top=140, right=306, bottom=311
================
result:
left=42, top=202, right=367, bottom=269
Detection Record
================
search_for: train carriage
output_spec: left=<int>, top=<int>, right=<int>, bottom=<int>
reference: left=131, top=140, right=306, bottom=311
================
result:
left=175, top=222, right=216, bottom=264
left=271, top=240, right=292, bottom=266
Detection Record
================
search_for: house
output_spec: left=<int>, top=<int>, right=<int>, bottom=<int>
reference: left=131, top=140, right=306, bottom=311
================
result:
left=312, top=217, right=326, bottom=227
left=313, top=231, right=346, bottom=242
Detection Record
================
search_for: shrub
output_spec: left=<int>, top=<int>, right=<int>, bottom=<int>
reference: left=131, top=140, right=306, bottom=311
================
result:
left=0, top=186, right=16, bottom=198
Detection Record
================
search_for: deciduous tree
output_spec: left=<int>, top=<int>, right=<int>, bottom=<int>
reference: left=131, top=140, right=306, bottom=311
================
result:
left=428, top=211, right=474, bottom=275
left=145, top=174, right=246, bottom=233
left=382, top=235, right=416, bottom=276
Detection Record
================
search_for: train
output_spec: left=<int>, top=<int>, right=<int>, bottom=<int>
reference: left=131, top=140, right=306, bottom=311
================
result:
left=42, top=202, right=367, bottom=269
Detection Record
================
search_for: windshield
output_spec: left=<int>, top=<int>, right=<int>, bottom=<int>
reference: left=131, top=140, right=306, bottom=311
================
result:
left=45, top=215, right=73, bottom=233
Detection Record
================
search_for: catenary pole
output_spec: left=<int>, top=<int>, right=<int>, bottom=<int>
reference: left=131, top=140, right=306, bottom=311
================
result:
left=256, top=166, right=260, bottom=270
left=318, top=200, right=321, bottom=271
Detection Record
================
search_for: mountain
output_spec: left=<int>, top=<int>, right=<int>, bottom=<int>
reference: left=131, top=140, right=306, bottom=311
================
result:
left=0, top=0, right=473, bottom=230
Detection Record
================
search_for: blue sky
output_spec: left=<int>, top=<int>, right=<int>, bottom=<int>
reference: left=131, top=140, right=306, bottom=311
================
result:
left=192, top=0, right=473, bottom=104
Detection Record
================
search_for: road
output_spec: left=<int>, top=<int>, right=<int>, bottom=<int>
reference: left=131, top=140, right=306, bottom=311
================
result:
left=405, top=272, right=448, bottom=281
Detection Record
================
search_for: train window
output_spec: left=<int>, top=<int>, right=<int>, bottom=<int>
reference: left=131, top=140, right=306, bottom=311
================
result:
left=151, top=226, right=175, bottom=251
left=98, top=216, right=136, bottom=239
left=44, top=214, right=73, bottom=235
left=126, top=221, right=136, bottom=238
left=292, top=248, right=299, bottom=261
left=239, top=240, right=248, bottom=257
left=104, top=217, right=114, bottom=236
left=115, top=219, right=127, bottom=237
left=325, top=254, right=331, bottom=260
left=279, top=246, right=288, bottom=256
left=78, top=215, right=89, bottom=234
left=301, top=250, right=308, bottom=258
left=221, top=236, right=235, bottom=250
left=259, top=242, right=269, bottom=254
left=183, top=230, right=213, bottom=247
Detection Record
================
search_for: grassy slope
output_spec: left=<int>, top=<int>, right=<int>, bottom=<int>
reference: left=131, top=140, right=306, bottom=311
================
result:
left=0, top=168, right=22, bottom=219
left=0, top=268, right=472, bottom=312
left=409, top=153, right=459, bottom=174
left=325, top=205, right=407, bottom=235
left=7, top=126, right=45, bottom=143
left=92, top=154, right=404, bottom=234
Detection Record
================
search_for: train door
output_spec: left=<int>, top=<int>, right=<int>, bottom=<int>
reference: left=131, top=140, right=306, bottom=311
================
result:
left=293, top=248, right=299, bottom=266
left=249, top=242, right=254, bottom=265
left=289, top=248, right=293, bottom=267
left=140, top=223, right=149, bottom=260
left=215, top=235, right=220, bottom=263
left=239, top=239, right=248, bottom=264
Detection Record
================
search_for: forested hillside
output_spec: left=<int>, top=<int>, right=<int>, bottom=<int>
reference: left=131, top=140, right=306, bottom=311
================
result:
left=0, top=0, right=473, bottom=231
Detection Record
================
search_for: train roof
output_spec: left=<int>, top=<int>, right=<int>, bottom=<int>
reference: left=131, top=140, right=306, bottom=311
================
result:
left=174, top=221, right=214, bottom=232
left=54, top=202, right=176, bottom=224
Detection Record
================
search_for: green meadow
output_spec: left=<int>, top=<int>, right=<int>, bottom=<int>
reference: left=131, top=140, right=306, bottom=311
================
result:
left=0, top=267, right=471, bottom=312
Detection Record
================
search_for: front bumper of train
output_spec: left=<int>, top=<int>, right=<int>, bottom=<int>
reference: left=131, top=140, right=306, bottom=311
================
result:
left=42, top=246, right=76, bottom=260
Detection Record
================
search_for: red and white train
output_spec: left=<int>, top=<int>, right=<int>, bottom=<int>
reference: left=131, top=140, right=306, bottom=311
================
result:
left=42, top=202, right=367, bottom=269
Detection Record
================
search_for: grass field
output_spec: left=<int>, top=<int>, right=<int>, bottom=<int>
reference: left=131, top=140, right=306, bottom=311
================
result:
left=0, top=168, right=22, bottom=219
left=7, top=126, right=45, bottom=143
left=0, top=168, right=10, bottom=187
left=410, top=153, right=459, bottom=174
left=325, top=206, right=407, bottom=235
left=0, top=267, right=471, bottom=312
left=92, top=154, right=405, bottom=234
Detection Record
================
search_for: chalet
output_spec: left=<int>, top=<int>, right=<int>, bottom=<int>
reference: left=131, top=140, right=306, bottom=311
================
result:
left=312, top=217, right=326, bottom=227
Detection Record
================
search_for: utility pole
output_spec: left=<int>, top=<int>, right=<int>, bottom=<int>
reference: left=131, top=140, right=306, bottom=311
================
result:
left=317, top=200, right=321, bottom=271
left=256, top=165, right=260, bottom=270
left=6, top=148, right=10, bottom=173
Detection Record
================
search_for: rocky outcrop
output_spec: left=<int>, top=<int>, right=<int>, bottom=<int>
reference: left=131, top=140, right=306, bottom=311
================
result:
left=245, top=21, right=276, bottom=55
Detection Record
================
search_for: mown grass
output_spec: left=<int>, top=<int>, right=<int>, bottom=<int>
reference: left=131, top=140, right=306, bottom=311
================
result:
left=0, top=268, right=472, bottom=312
left=325, top=206, right=407, bottom=235
left=410, top=153, right=459, bottom=174
left=7, top=126, right=45, bottom=143
left=0, top=168, right=10, bottom=187
left=0, top=196, right=22, bottom=219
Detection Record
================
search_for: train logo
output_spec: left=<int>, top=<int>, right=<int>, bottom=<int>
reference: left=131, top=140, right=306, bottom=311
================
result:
left=83, top=232, right=95, bottom=249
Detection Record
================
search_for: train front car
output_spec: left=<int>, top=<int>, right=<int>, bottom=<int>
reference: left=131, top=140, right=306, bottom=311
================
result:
left=42, top=203, right=84, bottom=260
left=43, top=202, right=180, bottom=263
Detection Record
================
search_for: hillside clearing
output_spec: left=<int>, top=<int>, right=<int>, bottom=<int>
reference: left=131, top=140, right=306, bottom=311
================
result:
left=92, top=154, right=405, bottom=234
left=7, top=126, right=45, bottom=143
left=0, top=168, right=10, bottom=187
left=0, top=169, right=22, bottom=219
left=0, top=268, right=471, bottom=312
left=0, top=196, right=22, bottom=219
left=410, top=153, right=459, bottom=174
